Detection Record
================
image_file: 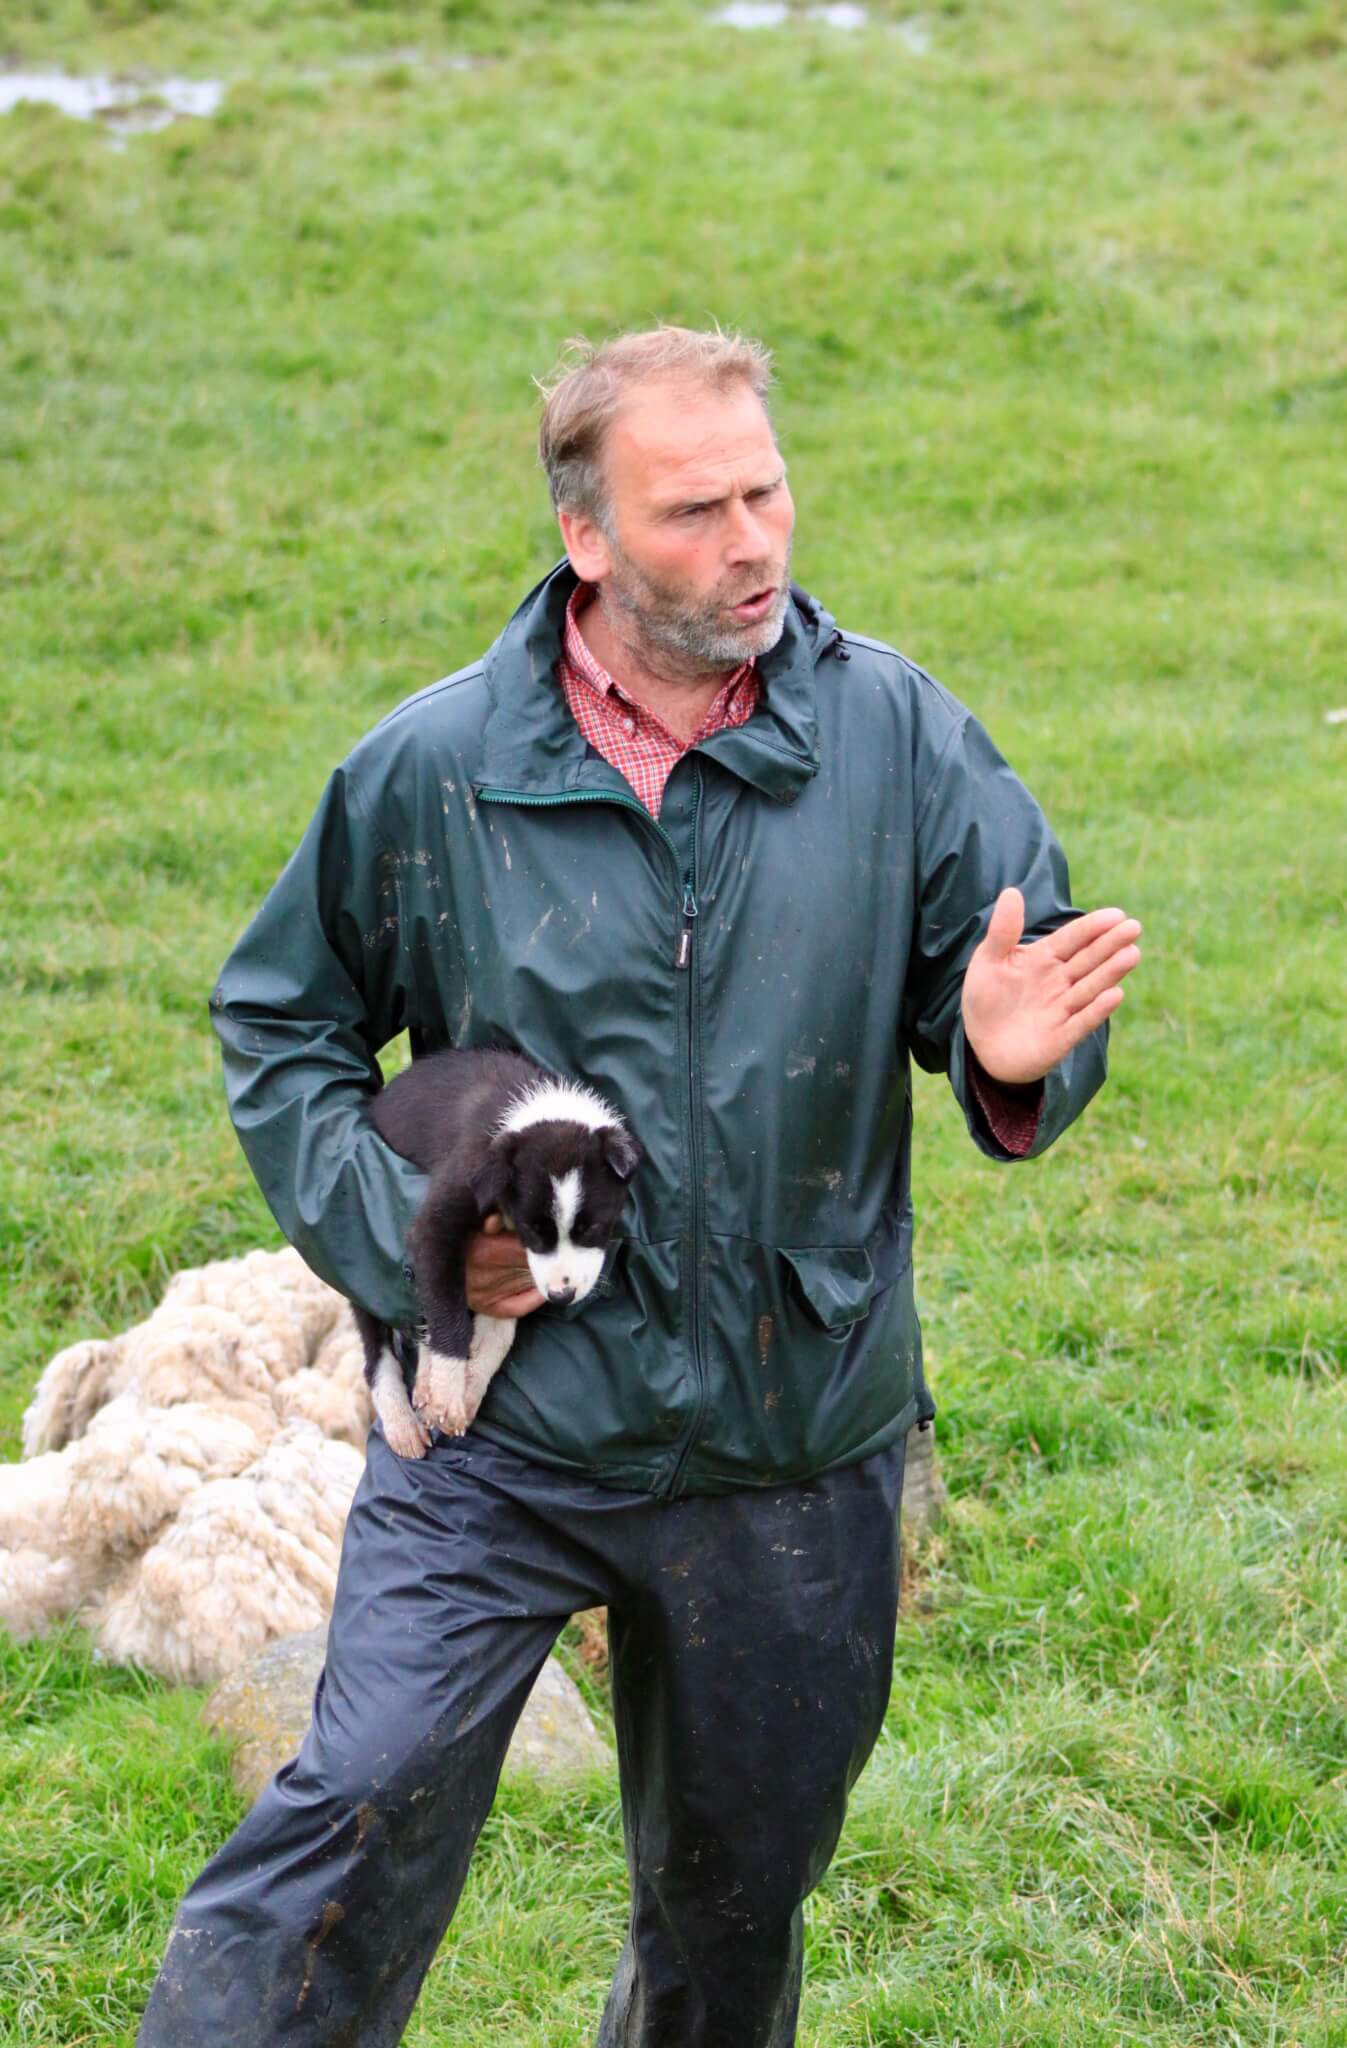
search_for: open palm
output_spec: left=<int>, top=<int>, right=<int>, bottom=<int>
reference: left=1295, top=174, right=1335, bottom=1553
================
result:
left=961, top=888, right=1142, bottom=1086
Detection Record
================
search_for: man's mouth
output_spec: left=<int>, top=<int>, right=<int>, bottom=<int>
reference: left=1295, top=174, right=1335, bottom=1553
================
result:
left=728, top=585, right=779, bottom=622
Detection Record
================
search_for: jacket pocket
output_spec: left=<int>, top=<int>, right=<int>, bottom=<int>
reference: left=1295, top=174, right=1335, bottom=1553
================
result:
left=697, top=1218, right=919, bottom=1488
left=778, top=1242, right=880, bottom=1336
left=778, top=1209, right=912, bottom=1337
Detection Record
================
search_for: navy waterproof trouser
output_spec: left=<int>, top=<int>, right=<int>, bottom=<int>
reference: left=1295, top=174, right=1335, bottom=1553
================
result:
left=137, top=1421, right=907, bottom=2047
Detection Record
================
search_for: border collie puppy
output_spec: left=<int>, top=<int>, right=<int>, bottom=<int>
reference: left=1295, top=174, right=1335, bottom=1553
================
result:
left=353, top=1047, right=642, bottom=1460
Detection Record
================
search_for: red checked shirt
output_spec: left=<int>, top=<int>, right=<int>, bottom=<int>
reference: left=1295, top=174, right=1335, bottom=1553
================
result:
left=557, top=581, right=1042, bottom=1156
left=559, top=582, right=760, bottom=821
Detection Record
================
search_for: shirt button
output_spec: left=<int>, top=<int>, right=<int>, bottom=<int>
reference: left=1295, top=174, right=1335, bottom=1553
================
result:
left=623, top=717, right=635, bottom=735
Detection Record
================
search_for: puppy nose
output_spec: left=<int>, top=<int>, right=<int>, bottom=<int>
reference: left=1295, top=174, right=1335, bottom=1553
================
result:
left=548, top=1283, right=576, bottom=1306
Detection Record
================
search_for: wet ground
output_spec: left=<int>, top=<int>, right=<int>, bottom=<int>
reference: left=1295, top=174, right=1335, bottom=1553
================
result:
left=0, top=68, right=224, bottom=143
left=1, top=19, right=929, bottom=149
left=712, top=6, right=931, bottom=49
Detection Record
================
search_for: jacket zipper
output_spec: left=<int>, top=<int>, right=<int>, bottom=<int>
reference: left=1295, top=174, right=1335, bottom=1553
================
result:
left=665, top=762, right=705, bottom=1497
left=476, top=779, right=708, bottom=1495
left=675, top=879, right=697, bottom=969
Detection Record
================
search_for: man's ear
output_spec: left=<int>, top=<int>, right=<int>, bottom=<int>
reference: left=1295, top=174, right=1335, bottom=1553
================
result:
left=603, top=1127, right=643, bottom=1183
left=467, top=1134, right=516, bottom=1217
left=557, top=504, right=613, bottom=586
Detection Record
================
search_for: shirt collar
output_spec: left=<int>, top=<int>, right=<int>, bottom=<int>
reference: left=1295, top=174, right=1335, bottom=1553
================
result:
left=478, top=557, right=820, bottom=804
left=563, top=582, right=619, bottom=698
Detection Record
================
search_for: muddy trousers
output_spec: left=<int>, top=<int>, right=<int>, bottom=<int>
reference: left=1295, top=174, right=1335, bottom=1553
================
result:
left=137, top=1422, right=907, bottom=2048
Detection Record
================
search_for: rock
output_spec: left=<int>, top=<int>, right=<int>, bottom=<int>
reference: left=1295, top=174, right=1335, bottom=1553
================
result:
left=202, top=1623, right=610, bottom=1805
left=502, top=1653, right=611, bottom=1779
left=201, top=1623, right=330, bottom=1803
left=901, top=1420, right=947, bottom=1535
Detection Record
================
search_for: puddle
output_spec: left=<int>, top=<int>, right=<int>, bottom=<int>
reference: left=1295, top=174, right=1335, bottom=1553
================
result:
left=714, top=2, right=789, bottom=22
left=0, top=68, right=224, bottom=143
left=716, top=4, right=917, bottom=33
left=894, top=16, right=932, bottom=53
left=808, top=4, right=868, bottom=27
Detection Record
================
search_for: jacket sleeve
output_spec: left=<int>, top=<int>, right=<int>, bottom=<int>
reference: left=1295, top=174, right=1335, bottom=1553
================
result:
left=900, top=703, right=1108, bottom=1161
left=209, top=759, right=427, bottom=1324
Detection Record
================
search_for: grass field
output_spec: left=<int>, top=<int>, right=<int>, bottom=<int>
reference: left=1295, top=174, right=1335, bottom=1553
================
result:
left=2, top=1, right=1345, bottom=2040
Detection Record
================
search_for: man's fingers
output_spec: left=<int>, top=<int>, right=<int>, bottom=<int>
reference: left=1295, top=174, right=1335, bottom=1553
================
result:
left=472, top=1223, right=531, bottom=1273
left=1043, top=907, right=1130, bottom=962
left=1066, top=984, right=1126, bottom=1040
left=1065, top=944, right=1140, bottom=1016
left=476, top=1231, right=527, bottom=1266
left=492, top=1287, right=546, bottom=1317
left=983, top=886, right=1025, bottom=958
left=465, top=1219, right=541, bottom=1318
left=1064, top=916, right=1143, bottom=985
left=1045, top=983, right=1127, bottom=1064
left=466, top=1275, right=545, bottom=1317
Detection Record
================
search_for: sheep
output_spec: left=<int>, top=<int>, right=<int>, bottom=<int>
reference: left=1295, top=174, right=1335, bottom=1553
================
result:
left=1, top=1248, right=373, bottom=1688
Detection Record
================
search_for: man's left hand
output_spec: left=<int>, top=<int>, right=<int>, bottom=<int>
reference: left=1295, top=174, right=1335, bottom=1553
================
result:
left=464, top=1213, right=546, bottom=1318
left=961, top=888, right=1142, bottom=1086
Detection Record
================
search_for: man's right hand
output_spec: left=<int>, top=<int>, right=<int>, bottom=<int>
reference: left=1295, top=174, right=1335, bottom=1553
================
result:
left=464, top=1213, right=546, bottom=1317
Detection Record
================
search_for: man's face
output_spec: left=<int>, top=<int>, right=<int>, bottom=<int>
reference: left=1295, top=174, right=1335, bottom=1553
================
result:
left=565, top=377, right=797, bottom=670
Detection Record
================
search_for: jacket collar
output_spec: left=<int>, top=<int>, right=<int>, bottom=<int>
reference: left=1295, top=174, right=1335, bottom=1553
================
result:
left=476, top=558, right=824, bottom=806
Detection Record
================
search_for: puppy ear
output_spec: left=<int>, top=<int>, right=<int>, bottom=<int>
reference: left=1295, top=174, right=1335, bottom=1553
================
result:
left=603, top=1127, right=643, bottom=1183
left=467, top=1134, right=516, bottom=1217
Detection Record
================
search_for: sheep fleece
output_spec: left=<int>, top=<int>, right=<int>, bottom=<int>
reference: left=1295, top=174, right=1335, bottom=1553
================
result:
left=1, top=1248, right=373, bottom=1687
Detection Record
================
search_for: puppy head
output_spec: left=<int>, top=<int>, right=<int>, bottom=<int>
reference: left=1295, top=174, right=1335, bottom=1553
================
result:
left=468, top=1121, right=642, bottom=1307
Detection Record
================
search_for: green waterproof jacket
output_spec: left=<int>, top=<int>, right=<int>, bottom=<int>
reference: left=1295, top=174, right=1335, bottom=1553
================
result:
left=212, top=559, right=1107, bottom=1496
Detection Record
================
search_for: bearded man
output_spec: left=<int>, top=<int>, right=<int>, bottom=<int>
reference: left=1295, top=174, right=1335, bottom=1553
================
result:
left=139, top=326, right=1140, bottom=2047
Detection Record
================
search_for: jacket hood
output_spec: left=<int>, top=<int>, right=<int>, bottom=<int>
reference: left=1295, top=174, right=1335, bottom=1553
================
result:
left=475, top=556, right=832, bottom=804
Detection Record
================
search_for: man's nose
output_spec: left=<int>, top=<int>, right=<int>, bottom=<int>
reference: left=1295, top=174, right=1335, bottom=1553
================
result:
left=723, top=495, right=772, bottom=564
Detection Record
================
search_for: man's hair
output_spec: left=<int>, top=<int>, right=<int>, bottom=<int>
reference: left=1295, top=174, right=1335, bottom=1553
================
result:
left=536, top=324, right=776, bottom=532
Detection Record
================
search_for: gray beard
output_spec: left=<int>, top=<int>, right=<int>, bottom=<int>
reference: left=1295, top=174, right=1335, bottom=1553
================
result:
left=599, top=536, right=793, bottom=676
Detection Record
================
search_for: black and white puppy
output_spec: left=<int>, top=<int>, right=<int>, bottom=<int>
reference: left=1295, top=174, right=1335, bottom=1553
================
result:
left=353, top=1046, right=642, bottom=1460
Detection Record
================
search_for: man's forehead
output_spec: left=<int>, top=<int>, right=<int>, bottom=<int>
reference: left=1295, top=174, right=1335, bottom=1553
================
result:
left=605, top=378, right=779, bottom=500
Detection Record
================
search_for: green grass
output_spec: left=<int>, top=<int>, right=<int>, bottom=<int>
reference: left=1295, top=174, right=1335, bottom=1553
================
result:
left=2, top=0, right=1345, bottom=2040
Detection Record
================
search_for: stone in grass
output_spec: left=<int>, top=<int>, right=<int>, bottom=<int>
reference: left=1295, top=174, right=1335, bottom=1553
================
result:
left=202, top=1623, right=610, bottom=1805
left=902, top=1418, right=947, bottom=1536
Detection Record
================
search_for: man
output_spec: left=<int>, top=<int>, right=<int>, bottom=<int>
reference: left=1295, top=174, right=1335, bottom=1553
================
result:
left=139, top=326, right=1140, bottom=2046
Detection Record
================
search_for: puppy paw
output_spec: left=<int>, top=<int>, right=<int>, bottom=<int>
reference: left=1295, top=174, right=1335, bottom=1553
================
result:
left=383, top=1407, right=432, bottom=1460
left=412, top=1351, right=471, bottom=1437
left=373, top=1349, right=433, bottom=1459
